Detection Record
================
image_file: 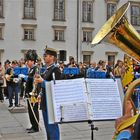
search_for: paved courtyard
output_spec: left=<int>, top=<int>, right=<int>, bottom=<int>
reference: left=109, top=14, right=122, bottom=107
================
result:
left=0, top=99, right=115, bottom=140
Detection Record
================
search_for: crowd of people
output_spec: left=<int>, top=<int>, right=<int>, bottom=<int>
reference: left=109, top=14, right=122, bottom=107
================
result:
left=0, top=47, right=140, bottom=139
left=0, top=54, right=140, bottom=105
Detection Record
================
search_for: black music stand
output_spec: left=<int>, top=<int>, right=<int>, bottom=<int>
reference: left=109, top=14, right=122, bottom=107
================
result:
left=88, top=120, right=98, bottom=140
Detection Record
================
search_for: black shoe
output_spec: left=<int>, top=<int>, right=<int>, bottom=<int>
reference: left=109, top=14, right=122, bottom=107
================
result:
left=15, top=104, right=20, bottom=107
left=26, top=127, right=32, bottom=131
left=27, top=129, right=39, bottom=133
left=0, top=100, right=4, bottom=103
left=8, top=104, right=13, bottom=108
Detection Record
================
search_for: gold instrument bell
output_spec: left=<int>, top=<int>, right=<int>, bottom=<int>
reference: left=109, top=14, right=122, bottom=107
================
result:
left=91, top=2, right=140, bottom=62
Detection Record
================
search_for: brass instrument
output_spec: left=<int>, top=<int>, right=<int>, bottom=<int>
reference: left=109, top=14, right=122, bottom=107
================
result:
left=92, top=2, right=140, bottom=62
left=29, top=68, right=40, bottom=104
left=91, top=2, right=140, bottom=110
left=91, top=2, right=140, bottom=137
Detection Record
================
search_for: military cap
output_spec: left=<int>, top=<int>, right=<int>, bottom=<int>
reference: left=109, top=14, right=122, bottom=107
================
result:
left=44, top=47, right=57, bottom=58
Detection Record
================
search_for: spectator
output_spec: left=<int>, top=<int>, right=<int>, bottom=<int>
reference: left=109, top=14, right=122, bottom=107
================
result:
left=86, top=61, right=96, bottom=78
left=114, top=60, right=125, bottom=79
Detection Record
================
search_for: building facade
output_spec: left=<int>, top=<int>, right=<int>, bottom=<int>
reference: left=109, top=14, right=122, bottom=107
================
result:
left=0, top=0, right=140, bottom=65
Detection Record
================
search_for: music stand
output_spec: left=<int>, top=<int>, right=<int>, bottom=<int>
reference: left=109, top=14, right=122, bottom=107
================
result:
left=59, top=103, right=98, bottom=140
left=88, top=120, right=98, bottom=140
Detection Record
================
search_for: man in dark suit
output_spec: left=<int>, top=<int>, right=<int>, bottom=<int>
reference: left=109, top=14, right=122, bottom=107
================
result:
left=20, top=50, right=40, bottom=133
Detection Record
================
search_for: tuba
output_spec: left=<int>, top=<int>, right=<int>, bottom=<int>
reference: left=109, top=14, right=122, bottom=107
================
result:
left=92, top=2, right=140, bottom=137
left=91, top=2, right=140, bottom=111
left=92, top=2, right=140, bottom=62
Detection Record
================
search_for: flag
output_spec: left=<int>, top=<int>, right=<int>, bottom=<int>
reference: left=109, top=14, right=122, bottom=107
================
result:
left=122, top=54, right=134, bottom=87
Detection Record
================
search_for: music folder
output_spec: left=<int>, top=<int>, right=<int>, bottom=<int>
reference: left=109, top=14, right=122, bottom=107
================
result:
left=45, top=78, right=124, bottom=124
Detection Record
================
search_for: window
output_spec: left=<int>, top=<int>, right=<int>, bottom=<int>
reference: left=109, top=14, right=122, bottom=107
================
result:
left=23, top=0, right=35, bottom=19
left=137, top=30, right=140, bottom=34
left=83, top=31, right=92, bottom=42
left=24, top=29, right=34, bottom=40
left=52, top=25, right=66, bottom=41
left=54, top=0, right=65, bottom=21
left=54, top=30, right=64, bottom=41
left=0, top=23, right=5, bottom=40
left=82, top=1, right=93, bottom=22
left=106, top=51, right=118, bottom=68
left=22, top=24, right=37, bottom=41
left=108, top=55, right=115, bottom=67
left=0, top=28, right=3, bottom=39
left=83, top=55, right=91, bottom=65
left=107, top=3, right=117, bottom=19
left=0, top=49, right=4, bottom=62
left=131, top=4, right=140, bottom=26
left=82, top=27, right=94, bottom=42
left=0, top=0, right=3, bottom=18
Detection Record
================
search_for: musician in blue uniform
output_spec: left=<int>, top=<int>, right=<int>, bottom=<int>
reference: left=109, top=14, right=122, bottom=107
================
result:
left=34, top=47, right=61, bottom=140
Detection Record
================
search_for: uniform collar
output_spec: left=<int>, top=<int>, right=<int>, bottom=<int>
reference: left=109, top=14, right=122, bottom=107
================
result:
left=46, top=63, right=55, bottom=70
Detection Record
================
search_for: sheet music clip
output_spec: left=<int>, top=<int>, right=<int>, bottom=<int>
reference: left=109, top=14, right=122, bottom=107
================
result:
left=60, top=105, right=64, bottom=124
left=52, top=72, right=56, bottom=84
left=88, top=120, right=98, bottom=140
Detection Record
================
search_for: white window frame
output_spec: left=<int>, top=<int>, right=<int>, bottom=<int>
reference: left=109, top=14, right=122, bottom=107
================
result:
left=23, top=0, right=36, bottom=19
left=131, top=3, right=140, bottom=26
left=54, top=0, right=65, bottom=21
left=0, top=23, right=5, bottom=40
left=82, top=27, right=94, bottom=42
left=105, top=51, right=118, bottom=67
left=107, top=2, right=117, bottom=20
left=0, top=28, right=3, bottom=39
left=52, top=26, right=66, bottom=41
left=83, top=30, right=92, bottom=42
left=83, top=55, right=91, bottom=65
left=82, top=1, right=93, bottom=22
left=0, top=0, right=3, bottom=18
left=54, top=30, right=64, bottom=41
left=22, top=24, right=37, bottom=41
left=24, top=29, right=34, bottom=40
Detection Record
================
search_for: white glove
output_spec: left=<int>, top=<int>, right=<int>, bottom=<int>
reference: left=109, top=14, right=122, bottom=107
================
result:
left=13, top=78, right=20, bottom=83
left=18, top=74, right=26, bottom=79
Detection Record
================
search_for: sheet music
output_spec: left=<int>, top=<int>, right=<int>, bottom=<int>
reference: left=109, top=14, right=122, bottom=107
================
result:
left=51, top=78, right=89, bottom=122
left=47, top=78, right=123, bottom=123
left=60, top=102, right=91, bottom=122
left=86, top=79, right=122, bottom=120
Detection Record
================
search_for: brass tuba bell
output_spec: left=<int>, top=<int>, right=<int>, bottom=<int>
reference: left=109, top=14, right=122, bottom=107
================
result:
left=92, top=2, right=140, bottom=62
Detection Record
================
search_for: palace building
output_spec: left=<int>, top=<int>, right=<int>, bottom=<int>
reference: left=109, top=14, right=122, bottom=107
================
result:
left=0, top=0, right=140, bottom=64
